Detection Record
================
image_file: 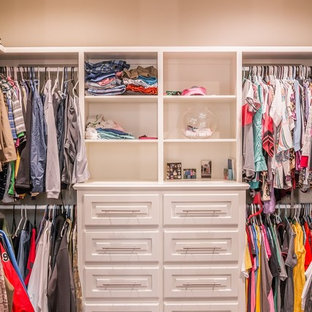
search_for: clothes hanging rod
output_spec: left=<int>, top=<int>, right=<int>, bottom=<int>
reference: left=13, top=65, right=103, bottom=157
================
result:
left=16, top=64, right=78, bottom=67
left=243, top=63, right=312, bottom=66
left=247, top=203, right=312, bottom=207
left=0, top=205, right=69, bottom=210
left=242, top=64, right=312, bottom=70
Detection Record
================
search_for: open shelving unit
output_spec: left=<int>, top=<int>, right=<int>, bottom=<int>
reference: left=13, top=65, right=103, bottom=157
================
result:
left=81, top=48, right=242, bottom=183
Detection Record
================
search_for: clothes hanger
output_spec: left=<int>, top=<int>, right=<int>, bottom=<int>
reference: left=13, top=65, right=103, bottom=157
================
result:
left=37, top=67, right=40, bottom=92
left=73, top=80, right=79, bottom=97
left=34, top=204, right=37, bottom=230
left=22, top=207, right=29, bottom=230
left=12, top=207, right=25, bottom=238
left=13, top=67, right=18, bottom=81
left=11, top=205, right=17, bottom=235
left=52, top=67, right=60, bottom=94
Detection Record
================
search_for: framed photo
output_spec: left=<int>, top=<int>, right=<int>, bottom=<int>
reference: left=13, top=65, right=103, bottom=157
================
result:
left=201, top=160, right=212, bottom=178
left=183, top=168, right=197, bottom=179
left=166, top=162, right=182, bottom=180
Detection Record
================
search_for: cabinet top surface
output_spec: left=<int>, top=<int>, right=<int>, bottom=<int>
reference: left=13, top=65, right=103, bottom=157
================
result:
left=73, top=180, right=249, bottom=190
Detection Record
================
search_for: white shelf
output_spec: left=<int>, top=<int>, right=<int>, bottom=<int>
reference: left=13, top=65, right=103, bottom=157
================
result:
left=164, top=139, right=237, bottom=143
left=85, top=95, right=158, bottom=103
left=85, top=139, right=158, bottom=143
left=163, top=95, right=236, bottom=102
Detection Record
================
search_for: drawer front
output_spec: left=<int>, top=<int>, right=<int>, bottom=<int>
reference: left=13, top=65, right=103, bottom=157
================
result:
left=164, top=267, right=238, bottom=298
left=85, top=231, right=160, bottom=262
left=164, top=230, right=238, bottom=262
left=164, top=303, right=239, bottom=312
left=85, top=267, right=160, bottom=299
left=83, top=194, right=160, bottom=226
left=164, top=193, right=239, bottom=226
left=84, top=304, right=160, bottom=312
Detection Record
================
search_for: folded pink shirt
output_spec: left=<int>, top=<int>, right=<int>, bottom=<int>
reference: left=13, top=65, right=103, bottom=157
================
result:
left=182, top=86, right=207, bottom=96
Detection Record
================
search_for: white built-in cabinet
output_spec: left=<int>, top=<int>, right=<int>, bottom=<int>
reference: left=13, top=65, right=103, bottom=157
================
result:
left=2, top=45, right=312, bottom=311
left=75, top=184, right=247, bottom=312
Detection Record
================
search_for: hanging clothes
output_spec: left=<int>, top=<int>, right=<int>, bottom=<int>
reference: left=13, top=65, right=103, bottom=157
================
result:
left=44, top=79, right=60, bottom=199
left=28, top=219, right=52, bottom=312
left=242, top=65, right=312, bottom=206
left=47, top=220, right=76, bottom=312
left=0, top=67, right=89, bottom=201
left=244, top=204, right=312, bottom=312
left=0, top=230, right=33, bottom=312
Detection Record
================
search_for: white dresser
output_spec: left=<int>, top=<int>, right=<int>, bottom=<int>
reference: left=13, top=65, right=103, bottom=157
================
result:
left=75, top=181, right=248, bottom=312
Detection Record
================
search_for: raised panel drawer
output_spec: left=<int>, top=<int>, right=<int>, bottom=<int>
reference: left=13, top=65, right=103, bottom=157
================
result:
left=84, top=303, right=160, bottom=312
left=164, top=302, right=239, bottom=312
left=164, top=266, right=238, bottom=298
left=164, top=230, right=238, bottom=262
left=85, top=267, right=160, bottom=299
left=85, top=231, right=160, bottom=262
left=164, top=193, right=239, bottom=225
left=83, top=194, right=160, bottom=226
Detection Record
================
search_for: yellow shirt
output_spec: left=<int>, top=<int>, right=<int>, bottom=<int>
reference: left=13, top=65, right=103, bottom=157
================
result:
left=292, top=222, right=306, bottom=312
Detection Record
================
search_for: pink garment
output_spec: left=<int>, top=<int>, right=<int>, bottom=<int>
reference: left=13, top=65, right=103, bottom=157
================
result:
left=97, top=77, right=115, bottom=86
left=268, top=289, right=275, bottom=312
left=139, top=135, right=158, bottom=140
left=249, top=226, right=256, bottom=312
left=261, top=225, right=271, bottom=259
left=181, top=86, right=206, bottom=96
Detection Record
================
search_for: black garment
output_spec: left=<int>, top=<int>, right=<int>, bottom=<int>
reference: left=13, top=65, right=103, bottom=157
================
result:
left=305, top=282, right=312, bottom=312
left=0, top=164, right=8, bottom=200
left=12, top=234, right=20, bottom=257
left=281, top=223, right=297, bottom=312
left=47, top=223, right=76, bottom=312
left=15, top=82, right=32, bottom=194
left=50, top=213, right=65, bottom=272
left=62, top=92, right=78, bottom=186
left=53, top=91, right=66, bottom=178
left=267, top=226, right=280, bottom=278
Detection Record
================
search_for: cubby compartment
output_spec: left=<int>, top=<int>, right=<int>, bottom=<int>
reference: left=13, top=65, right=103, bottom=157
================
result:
left=85, top=97, right=158, bottom=139
left=84, top=51, right=159, bottom=96
left=163, top=52, right=237, bottom=95
left=86, top=141, right=158, bottom=182
left=164, top=142, right=236, bottom=181
left=164, top=97, right=237, bottom=140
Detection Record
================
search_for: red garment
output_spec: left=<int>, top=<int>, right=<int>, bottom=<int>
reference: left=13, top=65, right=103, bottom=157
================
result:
left=242, top=104, right=253, bottom=126
left=126, top=84, right=157, bottom=95
left=300, top=155, right=309, bottom=168
left=0, top=243, right=34, bottom=312
left=24, top=228, right=36, bottom=286
left=262, top=86, right=274, bottom=157
left=304, top=222, right=312, bottom=271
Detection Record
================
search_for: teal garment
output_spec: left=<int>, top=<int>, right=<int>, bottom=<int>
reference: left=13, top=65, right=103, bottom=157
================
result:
left=249, top=180, right=260, bottom=189
left=253, top=84, right=267, bottom=172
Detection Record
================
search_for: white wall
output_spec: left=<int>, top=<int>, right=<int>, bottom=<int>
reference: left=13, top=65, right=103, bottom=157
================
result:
left=0, top=0, right=312, bottom=47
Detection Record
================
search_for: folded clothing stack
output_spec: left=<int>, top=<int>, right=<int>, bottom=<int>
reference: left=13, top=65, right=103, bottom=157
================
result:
left=122, top=66, right=158, bottom=95
left=86, top=114, right=135, bottom=140
left=85, top=60, right=130, bottom=96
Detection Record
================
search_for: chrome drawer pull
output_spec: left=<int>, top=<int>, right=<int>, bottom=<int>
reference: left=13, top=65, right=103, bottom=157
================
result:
left=100, top=247, right=142, bottom=251
left=99, top=282, right=143, bottom=288
left=180, top=209, right=223, bottom=214
left=177, top=282, right=223, bottom=288
left=180, top=247, right=223, bottom=253
left=100, top=209, right=142, bottom=214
